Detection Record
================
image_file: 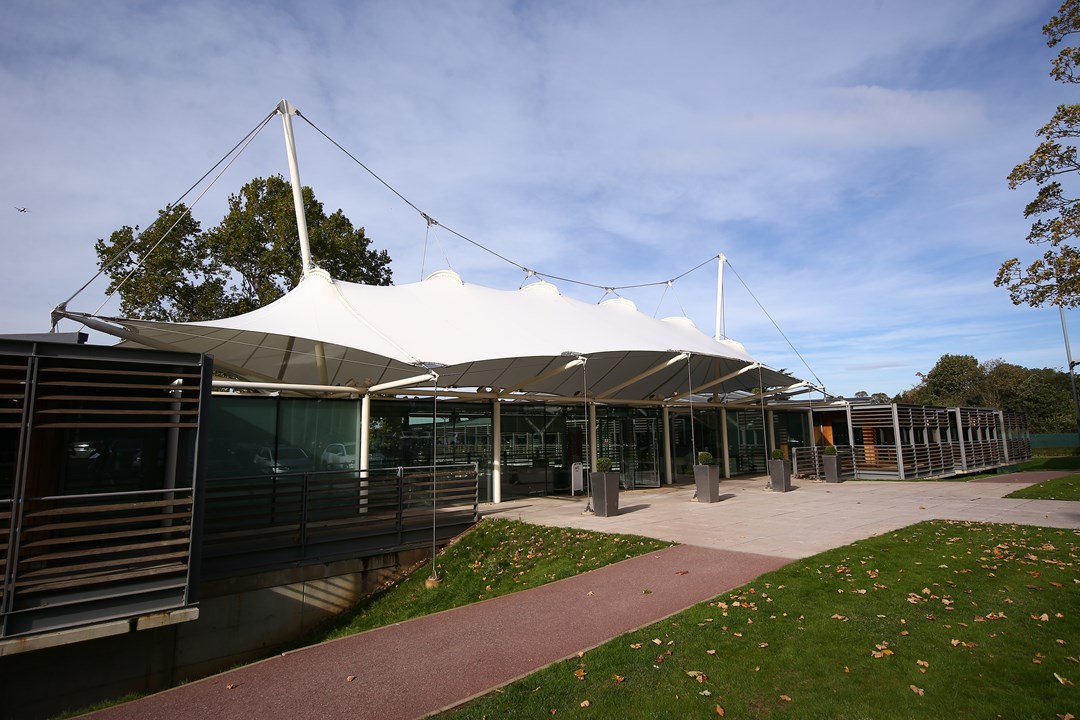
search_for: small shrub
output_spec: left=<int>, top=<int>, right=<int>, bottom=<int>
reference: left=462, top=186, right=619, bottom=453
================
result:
left=770, top=449, right=785, bottom=460
left=822, top=445, right=837, bottom=456
left=595, top=457, right=614, bottom=473
left=696, top=451, right=714, bottom=465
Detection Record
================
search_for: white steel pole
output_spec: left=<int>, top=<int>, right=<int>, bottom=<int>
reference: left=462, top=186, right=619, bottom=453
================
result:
left=277, top=99, right=314, bottom=278
left=662, top=405, right=673, bottom=484
left=715, top=253, right=726, bottom=341
left=492, top=398, right=502, bottom=503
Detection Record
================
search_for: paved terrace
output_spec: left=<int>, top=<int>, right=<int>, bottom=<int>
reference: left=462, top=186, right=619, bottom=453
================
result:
left=84, top=471, right=1080, bottom=720
left=485, top=471, right=1080, bottom=559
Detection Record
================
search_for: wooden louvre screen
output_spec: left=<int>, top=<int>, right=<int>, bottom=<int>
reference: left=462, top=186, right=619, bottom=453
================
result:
left=1, top=339, right=210, bottom=641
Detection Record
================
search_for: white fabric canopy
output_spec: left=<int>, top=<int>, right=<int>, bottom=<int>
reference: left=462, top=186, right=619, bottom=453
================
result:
left=74, top=269, right=801, bottom=401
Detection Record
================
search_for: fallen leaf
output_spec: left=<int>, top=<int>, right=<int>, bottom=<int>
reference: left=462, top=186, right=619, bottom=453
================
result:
left=700, top=689, right=712, bottom=696
left=780, top=694, right=792, bottom=702
left=831, top=614, right=849, bottom=622
left=675, top=570, right=690, bottom=575
left=580, top=700, right=590, bottom=708
left=652, top=638, right=663, bottom=645
left=346, top=675, right=356, bottom=682
left=706, top=649, right=717, bottom=655
left=226, top=683, right=238, bottom=690
left=612, top=674, right=625, bottom=683
left=687, top=670, right=708, bottom=682
left=574, top=668, right=587, bottom=680
left=910, top=685, right=925, bottom=696
left=630, top=643, right=642, bottom=649
left=716, top=705, right=725, bottom=716
left=1055, top=673, right=1074, bottom=686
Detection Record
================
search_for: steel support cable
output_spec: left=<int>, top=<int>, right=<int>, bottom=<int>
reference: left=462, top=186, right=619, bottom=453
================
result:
left=297, top=113, right=726, bottom=295
left=55, top=110, right=278, bottom=321
left=91, top=117, right=275, bottom=317
left=723, top=259, right=825, bottom=389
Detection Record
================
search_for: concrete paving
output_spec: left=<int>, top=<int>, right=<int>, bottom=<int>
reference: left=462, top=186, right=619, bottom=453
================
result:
left=484, top=471, right=1080, bottom=559
left=82, top=470, right=1079, bottom=720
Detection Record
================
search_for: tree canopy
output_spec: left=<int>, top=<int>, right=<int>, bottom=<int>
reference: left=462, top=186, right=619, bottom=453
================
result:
left=897, top=353, right=1076, bottom=433
left=997, top=0, right=1080, bottom=307
left=95, top=175, right=392, bottom=322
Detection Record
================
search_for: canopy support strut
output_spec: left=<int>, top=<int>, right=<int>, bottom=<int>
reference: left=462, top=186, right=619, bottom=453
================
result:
left=277, top=99, right=314, bottom=278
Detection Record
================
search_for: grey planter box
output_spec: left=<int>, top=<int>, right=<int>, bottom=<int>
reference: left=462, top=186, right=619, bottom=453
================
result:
left=591, top=472, right=620, bottom=516
left=767, top=459, right=791, bottom=492
left=823, top=455, right=842, bottom=483
left=693, top=464, right=720, bottom=502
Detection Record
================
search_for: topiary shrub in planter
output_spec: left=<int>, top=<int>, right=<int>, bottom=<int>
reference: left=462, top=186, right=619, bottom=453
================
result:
left=822, top=445, right=842, bottom=483
left=693, top=450, right=720, bottom=502
left=591, top=457, right=619, bottom=516
left=767, top=449, right=791, bottom=492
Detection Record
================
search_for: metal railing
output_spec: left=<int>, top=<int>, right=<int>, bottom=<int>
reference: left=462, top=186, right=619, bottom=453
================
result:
left=795, top=438, right=1030, bottom=482
left=200, top=463, right=479, bottom=579
left=792, top=446, right=855, bottom=479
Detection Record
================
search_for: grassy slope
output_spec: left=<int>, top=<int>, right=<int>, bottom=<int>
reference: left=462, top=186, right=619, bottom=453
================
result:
left=444, top=520, right=1080, bottom=719
left=309, top=518, right=674, bottom=642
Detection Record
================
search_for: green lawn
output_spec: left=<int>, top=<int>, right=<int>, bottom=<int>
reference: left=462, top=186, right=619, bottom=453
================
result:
left=443, top=520, right=1080, bottom=719
left=309, top=518, right=674, bottom=642
left=1021, top=456, right=1080, bottom=472
left=1007, top=474, right=1080, bottom=501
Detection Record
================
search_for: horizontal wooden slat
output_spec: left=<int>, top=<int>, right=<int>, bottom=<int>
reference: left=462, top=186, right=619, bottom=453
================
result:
left=16, top=563, right=188, bottom=594
left=20, top=511, right=192, bottom=535
left=35, top=408, right=199, bottom=416
left=18, top=550, right=191, bottom=581
left=18, top=537, right=191, bottom=565
left=32, top=422, right=198, bottom=429
left=38, top=366, right=201, bottom=378
left=24, top=497, right=192, bottom=518
left=35, top=384, right=201, bottom=396
left=37, top=394, right=200, bottom=403
left=19, top=525, right=192, bottom=551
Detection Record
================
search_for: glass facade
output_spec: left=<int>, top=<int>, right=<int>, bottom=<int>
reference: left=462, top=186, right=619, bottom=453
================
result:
left=203, top=395, right=812, bottom=498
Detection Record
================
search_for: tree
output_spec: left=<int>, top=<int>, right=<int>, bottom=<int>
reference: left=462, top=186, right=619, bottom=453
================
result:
left=997, top=1, right=1080, bottom=307
left=95, top=175, right=392, bottom=322
left=900, top=354, right=985, bottom=407
left=898, top=353, right=1076, bottom=433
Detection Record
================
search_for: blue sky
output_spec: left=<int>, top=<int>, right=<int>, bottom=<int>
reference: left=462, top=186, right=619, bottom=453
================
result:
left=0, top=0, right=1074, bottom=398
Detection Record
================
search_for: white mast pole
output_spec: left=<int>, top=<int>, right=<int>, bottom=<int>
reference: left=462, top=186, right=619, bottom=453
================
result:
left=714, top=253, right=726, bottom=341
left=277, top=99, right=314, bottom=278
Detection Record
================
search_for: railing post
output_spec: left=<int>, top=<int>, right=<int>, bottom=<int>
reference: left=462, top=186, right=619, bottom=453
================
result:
left=298, top=472, right=309, bottom=554
left=396, top=467, right=405, bottom=546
